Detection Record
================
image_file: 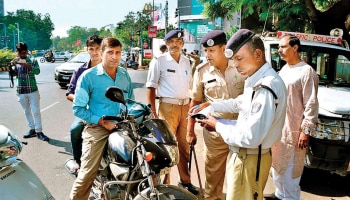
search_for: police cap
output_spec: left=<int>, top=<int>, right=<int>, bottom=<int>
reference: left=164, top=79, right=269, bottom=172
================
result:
left=200, top=30, right=227, bottom=47
left=224, top=29, right=255, bottom=59
left=164, top=30, right=184, bottom=41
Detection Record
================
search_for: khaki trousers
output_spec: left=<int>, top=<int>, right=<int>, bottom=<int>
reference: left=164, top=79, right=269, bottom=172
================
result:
left=158, top=102, right=191, bottom=184
left=70, top=125, right=109, bottom=200
left=203, top=128, right=229, bottom=200
left=226, top=150, right=272, bottom=200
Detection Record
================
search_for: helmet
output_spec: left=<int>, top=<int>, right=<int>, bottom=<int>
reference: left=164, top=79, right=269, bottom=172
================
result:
left=0, top=125, right=22, bottom=167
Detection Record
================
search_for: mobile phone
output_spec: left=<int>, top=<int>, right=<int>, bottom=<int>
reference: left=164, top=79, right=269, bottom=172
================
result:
left=191, top=113, right=208, bottom=120
left=17, top=59, right=26, bottom=63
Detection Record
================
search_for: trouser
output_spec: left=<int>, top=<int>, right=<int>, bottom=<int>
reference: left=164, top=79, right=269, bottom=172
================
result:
left=272, top=150, right=301, bottom=200
left=70, top=125, right=109, bottom=200
left=226, top=149, right=272, bottom=200
left=70, top=117, right=85, bottom=164
left=203, top=128, right=229, bottom=200
left=17, top=91, right=42, bottom=132
left=158, top=102, right=191, bottom=184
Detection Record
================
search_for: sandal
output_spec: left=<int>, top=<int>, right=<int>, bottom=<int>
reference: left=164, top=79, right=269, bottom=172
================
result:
left=65, top=159, right=80, bottom=175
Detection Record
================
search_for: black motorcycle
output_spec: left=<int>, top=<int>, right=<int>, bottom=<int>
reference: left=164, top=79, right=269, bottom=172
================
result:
left=83, top=87, right=197, bottom=200
left=40, top=53, right=55, bottom=63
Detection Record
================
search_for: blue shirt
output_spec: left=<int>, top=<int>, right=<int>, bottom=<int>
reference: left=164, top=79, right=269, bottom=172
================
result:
left=66, top=61, right=91, bottom=96
left=73, top=63, right=135, bottom=124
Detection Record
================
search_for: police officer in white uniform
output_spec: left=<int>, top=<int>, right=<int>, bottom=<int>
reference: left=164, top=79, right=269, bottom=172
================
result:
left=191, top=29, right=287, bottom=200
left=146, top=29, right=199, bottom=195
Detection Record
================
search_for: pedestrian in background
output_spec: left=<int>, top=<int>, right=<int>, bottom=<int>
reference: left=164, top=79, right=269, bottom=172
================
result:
left=192, top=29, right=287, bottom=200
left=267, top=34, right=319, bottom=200
left=65, top=35, right=103, bottom=173
left=70, top=37, right=134, bottom=200
left=146, top=29, right=199, bottom=195
left=11, top=42, right=49, bottom=142
left=187, top=30, right=245, bottom=200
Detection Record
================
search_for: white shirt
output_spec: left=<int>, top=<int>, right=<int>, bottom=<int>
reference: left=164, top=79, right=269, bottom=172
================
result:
left=146, top=53, right=192, bottom=99
left=212, top=63, right=287, bottom=149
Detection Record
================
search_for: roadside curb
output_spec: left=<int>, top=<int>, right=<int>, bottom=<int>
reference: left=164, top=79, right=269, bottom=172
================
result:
left=0, top=66, right=9, bottom=72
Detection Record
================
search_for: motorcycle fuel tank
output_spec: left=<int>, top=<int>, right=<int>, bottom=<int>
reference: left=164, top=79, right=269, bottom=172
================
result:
left=0, top=159, right=54, bottom=200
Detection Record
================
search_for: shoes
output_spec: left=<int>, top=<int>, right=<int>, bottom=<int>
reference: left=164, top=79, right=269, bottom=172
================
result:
left=65, top=159, right=80, bottom=176
left=37, top=132, right=49, bottom=142
left=264, top=193, right=281, bottom=200
left=178, top=182, right=199, bottom=195
left=23, top=129, right=37, bottom=138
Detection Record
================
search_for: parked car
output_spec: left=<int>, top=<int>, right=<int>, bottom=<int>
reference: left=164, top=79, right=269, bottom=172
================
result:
left=54, top=51, right=73, bottom=62
left=54, top=52, right=90, bottom=87
left=54, top=52, right=127, bottom=87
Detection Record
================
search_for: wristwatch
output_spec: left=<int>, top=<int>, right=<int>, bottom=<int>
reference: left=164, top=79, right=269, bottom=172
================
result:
left=303, top=127, right=310, bottom=135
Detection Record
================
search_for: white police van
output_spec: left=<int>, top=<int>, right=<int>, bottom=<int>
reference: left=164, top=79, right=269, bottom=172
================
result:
left=263, top=30, right=350, bottom=176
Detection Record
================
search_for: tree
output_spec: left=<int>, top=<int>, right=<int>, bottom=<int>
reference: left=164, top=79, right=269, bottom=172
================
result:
left=199, top=0, right=350, bottom=42
left=4, top=9, right=54, bottom=51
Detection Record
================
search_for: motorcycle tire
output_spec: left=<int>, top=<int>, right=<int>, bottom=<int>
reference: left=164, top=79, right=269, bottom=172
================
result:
left=51, top=58, right=55, bottom=63
left=40, top=57, right=45, bottom=63
left=134, top=185, right=197, bottom=200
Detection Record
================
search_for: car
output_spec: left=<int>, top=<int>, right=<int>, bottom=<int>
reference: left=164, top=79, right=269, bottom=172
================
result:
left=54, top=52, right=127, bottom=87
left=54, top=51, right=73, bottom=62
left=54, top=52, right=90, bottom=87
left=263, top=30, right=350, bottom=176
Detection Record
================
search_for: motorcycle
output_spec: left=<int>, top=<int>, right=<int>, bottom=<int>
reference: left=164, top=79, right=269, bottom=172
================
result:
left=0, top=125, right=55, bottom=200
left=40, top=53, right=55, bottom=63
left=66, top=86, right=197, bottom=200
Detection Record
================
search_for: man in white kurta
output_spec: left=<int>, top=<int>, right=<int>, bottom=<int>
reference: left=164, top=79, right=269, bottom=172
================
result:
left=270, top=34, right=319, bottom=200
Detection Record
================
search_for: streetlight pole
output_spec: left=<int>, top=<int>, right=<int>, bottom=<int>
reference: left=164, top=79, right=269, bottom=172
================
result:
left=15, top=23, right=19, bottom=43
left=0, top=23, right=7, bottom=48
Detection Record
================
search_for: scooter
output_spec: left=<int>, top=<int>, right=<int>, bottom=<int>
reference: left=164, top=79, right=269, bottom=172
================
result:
left=0, top=125, right=55, bottom=200
left=40, top=54, right=55, bottom=63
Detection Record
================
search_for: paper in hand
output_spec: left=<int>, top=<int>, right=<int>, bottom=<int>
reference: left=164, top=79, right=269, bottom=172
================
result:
left=190, top=106, right=214, bottom=120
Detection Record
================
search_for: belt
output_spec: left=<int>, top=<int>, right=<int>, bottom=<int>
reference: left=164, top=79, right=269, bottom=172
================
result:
left=230, top=146, right=270, bottom=155
left=159, top=97, right=190, bottom=105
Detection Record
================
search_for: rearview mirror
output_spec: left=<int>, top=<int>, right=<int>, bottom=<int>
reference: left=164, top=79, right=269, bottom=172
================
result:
left=105, top=86, right=126, bottom=105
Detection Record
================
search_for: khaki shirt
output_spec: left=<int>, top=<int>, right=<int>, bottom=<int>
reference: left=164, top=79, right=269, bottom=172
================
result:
left=191, top=60, right=245, bottom=119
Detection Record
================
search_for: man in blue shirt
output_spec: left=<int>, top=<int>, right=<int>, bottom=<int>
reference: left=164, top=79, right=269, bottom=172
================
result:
left=65, top=35, right=103, bottom=173
left=70, top=37, right=134, bottom=200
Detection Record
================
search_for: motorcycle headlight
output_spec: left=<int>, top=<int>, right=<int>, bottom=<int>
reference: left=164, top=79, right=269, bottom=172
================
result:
left=163, top=144, right=179, bottom=167
left=314, top=119, right=348, bottom=141
left=0, top=125, right=22, bottom=167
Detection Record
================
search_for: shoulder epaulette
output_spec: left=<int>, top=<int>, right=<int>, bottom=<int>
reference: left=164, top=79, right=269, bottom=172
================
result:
left=196, top=62, right=209, bottom=71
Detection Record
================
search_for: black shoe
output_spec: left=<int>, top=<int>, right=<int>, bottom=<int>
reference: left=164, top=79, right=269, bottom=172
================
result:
left=23, top=129, right=36, bottom=138
left=264, top=193, right=281, bottom=200
left=178, top=182, right=199, bottom=195
left=37, top=132, right=49, bottom=142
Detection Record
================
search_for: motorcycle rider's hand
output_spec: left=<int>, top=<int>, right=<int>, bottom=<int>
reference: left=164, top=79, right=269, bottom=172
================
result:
left=98, top=119, right=117, bottom=131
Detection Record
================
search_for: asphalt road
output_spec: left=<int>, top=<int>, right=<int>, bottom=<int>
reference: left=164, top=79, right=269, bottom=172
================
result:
left=0, top=60, right=349, bottom=200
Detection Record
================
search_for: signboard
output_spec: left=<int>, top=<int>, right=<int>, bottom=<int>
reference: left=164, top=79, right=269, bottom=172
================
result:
left=144, top=49, right=152, bottom=59
left=277, top=31, right=342, bottom=45
left=148, top=26, right=157, bottom=38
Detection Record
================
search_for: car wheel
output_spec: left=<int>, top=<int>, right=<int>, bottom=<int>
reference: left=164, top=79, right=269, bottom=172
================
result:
left=40, top=57, right=45, bottom=63
left=58, top=83, right=67, bottom=88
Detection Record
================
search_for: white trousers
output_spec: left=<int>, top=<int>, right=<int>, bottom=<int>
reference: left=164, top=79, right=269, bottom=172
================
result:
left=272, top=150, right=301, bottom=200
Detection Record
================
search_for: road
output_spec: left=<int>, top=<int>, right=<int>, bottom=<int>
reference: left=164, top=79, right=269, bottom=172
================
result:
left=0, top=60, right=349, bottom=200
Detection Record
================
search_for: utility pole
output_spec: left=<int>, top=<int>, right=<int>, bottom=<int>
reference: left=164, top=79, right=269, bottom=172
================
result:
left=165, top=0, right=168, bottom=34
left=15, top=23, right=19, bottom=43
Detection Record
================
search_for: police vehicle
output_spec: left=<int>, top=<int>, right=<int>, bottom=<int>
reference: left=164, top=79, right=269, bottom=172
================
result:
left=263, top=30, right=350, bottom=176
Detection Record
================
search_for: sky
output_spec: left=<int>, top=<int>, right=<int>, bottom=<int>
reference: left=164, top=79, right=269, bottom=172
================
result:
left=4, top=0, right=177, bottom=37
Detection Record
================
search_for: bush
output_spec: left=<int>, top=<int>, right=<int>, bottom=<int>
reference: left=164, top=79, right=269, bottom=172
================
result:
left=0, top=49, right=16, bottom=67
left=142, top=58, right=151, bottom=67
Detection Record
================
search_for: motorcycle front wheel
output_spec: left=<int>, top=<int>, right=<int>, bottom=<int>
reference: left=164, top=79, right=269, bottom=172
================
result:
left=40, top=57, right=45, bottom=63
left=134, top=185, right=198, bottom=200
left=50, top=58, right=55, bottom=63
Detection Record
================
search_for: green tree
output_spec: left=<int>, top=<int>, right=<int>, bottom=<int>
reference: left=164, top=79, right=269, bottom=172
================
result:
left=4, top=9, right=54, bottom=51
left=199, top=0, right=350, bottom=42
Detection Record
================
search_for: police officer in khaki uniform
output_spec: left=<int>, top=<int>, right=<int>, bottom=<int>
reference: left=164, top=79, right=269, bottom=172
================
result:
left=146, top=30, right=199, bottom=195
left=187, top=30, right=245, bottom=200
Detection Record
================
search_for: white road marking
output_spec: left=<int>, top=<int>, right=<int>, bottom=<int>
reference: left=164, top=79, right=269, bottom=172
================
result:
left=41, top=101, right=59, bottom=112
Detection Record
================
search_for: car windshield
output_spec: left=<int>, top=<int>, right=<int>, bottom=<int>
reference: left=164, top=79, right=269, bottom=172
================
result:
left=69, top=52, right=90, bottom=63
left=270, top=44, right=350, bottom=87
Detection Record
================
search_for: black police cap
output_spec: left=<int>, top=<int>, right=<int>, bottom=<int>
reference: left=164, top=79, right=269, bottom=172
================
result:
left=164, top=30, right=184, bottom=41
left=224, top=29, right=255, bottom=58
left=200, top=30, right=227, bottom=47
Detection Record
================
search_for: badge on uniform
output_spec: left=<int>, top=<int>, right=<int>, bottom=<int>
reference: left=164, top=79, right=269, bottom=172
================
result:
left=251, top=102, right=262, bottom=114
left=167, top=69, right=175, bottom=73
left=207, top=79, right=216, bottom=83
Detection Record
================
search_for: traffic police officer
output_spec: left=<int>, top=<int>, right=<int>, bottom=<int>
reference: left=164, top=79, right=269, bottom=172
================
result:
left=146, top=30, right=199, bottom=195
left=192, top=29, right=287, bottom=200
left=187, top=30, right=245, bottom=200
